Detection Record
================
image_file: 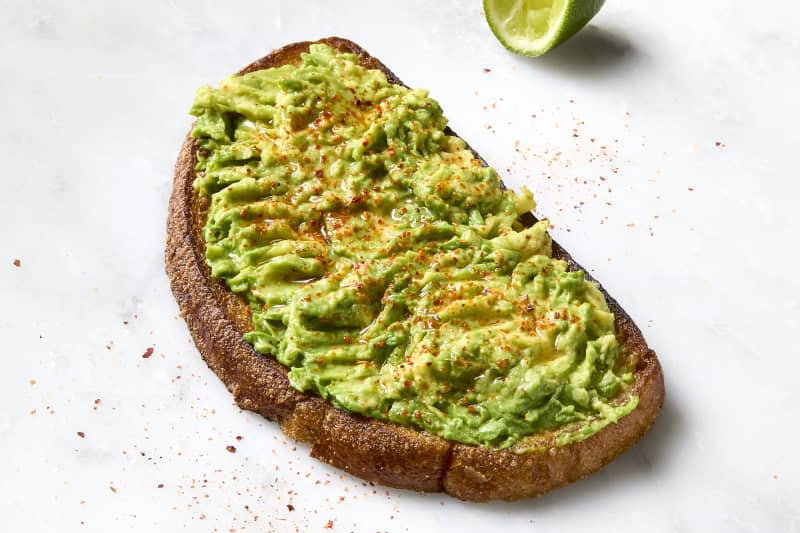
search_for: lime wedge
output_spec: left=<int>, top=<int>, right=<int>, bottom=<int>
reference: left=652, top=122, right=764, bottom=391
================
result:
left=483, top=0, right=606, bottom=57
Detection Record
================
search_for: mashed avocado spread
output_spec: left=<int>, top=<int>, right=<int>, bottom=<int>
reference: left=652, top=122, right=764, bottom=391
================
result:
left=190, top=44, right=637, bottom=448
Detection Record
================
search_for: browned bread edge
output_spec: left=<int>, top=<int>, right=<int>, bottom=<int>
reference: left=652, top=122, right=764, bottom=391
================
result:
left=165, top=36, right=665, bottom=501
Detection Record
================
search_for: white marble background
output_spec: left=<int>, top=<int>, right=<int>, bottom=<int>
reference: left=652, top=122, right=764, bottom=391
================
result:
left=1, top=1, right=798, bottom=531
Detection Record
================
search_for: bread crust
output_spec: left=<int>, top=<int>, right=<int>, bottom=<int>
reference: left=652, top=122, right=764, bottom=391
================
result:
left=165, top=37, right=665, bottom=501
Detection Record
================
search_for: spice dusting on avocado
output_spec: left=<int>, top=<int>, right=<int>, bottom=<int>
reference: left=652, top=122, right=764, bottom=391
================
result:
left=190, top=44, right=637, bottom=448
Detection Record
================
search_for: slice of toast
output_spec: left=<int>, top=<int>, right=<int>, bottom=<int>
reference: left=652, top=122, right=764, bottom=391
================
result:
left=165, top=37, right=664, bottom=501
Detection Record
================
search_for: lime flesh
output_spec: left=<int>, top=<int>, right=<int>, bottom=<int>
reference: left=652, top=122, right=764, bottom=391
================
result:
left=484, top=0, right=606, bottom=57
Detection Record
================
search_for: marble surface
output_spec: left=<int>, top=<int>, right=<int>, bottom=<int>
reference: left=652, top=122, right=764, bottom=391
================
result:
left=1, top=0, right=799, bottom=531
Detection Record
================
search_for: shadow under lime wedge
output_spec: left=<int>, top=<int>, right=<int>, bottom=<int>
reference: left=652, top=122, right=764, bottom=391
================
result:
left=484, top=0, right=606, bottom=57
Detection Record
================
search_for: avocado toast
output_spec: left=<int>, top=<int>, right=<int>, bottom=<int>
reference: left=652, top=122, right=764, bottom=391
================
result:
left=165, top=37, right=664, bottom=501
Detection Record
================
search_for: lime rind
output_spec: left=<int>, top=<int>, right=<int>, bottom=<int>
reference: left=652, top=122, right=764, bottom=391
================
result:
left=484, top=0, right=606, bottom=57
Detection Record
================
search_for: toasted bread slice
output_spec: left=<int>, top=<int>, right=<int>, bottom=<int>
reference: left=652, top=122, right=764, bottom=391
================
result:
left=165, top=37, right=664, bottom=501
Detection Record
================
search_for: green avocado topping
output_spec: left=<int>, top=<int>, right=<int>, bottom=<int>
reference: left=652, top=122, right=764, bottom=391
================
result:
left=189, top=44, right=637, bottom=448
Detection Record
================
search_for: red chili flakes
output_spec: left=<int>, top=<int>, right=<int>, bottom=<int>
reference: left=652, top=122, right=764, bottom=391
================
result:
left=688, top=187, right=694, bottom=192
left=12, top=259, right=21, bottom=267
left=142, top=347, right=154, bottom=359
left=324, top=520, right=334, bottom=529
left=157, top=483, right=164, bottom=489
left=77, top=431, right=85, bottom=438
left=482, top=68, right=491, bottom=73
left=109, top=486, right=117, bottom=494
left=235, top=435, right=243, bottom=441
left=287, top=504, right=295, bottom=512
left=226, top=445, right=237, bottom=453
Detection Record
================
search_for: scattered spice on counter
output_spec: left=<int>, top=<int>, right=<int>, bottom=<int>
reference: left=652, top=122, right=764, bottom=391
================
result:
left=226, top=445, right=237, bottom=453
left=142, top=347, right=154, bottom=359
left=12, top=259, right=21, bottom=267
left=482, top=67, right=491, bottom=73
left=77, top=431, right=85, bottom=438
left=324, top=520, right=334, bottom=529
left=287, top=504, right=295, bottom=511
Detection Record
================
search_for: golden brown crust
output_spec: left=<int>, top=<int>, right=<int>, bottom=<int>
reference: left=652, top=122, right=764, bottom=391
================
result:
left=310, top=408, right=453, bottom=492
left=165, top=37, right=665, bottom=501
